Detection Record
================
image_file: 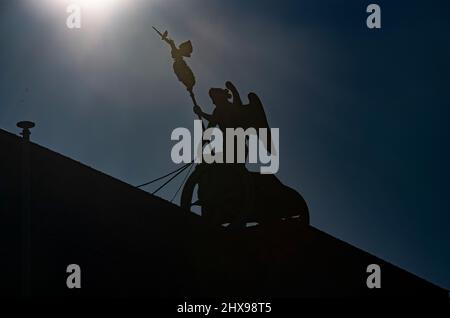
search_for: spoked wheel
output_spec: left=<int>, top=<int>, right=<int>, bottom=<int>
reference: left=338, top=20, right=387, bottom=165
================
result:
left=180, top=165, right=202, bottom=212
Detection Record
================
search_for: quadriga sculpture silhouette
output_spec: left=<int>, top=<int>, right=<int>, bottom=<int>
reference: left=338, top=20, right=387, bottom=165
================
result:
left=182, top=82, right=309, bottom=229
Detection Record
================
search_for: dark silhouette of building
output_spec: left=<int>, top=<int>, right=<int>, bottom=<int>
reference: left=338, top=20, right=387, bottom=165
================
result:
left=0, top=127, right=447, bottom=298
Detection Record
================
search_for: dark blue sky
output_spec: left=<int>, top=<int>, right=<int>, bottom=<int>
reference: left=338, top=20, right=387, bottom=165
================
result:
left=1, top=0, right=450, bottom=289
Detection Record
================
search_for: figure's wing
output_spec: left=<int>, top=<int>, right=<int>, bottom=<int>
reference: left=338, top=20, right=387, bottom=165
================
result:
left=246, top=93, right=275, bottom=154
left=226, top=81, right=243, bottom=107
left=179, top=40, right=193, bottom=57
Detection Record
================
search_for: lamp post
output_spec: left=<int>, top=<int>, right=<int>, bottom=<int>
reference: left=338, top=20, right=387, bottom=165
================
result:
left=17, top=121, right=35, bottom=297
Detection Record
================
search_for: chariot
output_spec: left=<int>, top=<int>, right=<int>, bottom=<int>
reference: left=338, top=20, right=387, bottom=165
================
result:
left=181, top=163, right=310, bottom=228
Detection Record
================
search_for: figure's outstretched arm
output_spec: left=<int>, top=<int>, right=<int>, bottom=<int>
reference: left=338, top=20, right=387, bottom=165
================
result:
left=163, top=37, right=176, bottom=50
left=194, top=106, right=216, bottom=125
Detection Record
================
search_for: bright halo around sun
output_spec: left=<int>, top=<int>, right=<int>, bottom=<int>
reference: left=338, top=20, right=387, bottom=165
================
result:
left=26, top=0, right=136, bottom=30
left=71, top=0, right=123, bottom=11
left=32, top=0, right=128, bottom=18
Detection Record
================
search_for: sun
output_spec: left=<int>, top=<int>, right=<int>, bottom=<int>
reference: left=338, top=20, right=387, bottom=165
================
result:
left=74, top=0, right=122, bottom=11
left=35, top=0, right=126, bottom=14
left=29, top=0, right=130, bottom=24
